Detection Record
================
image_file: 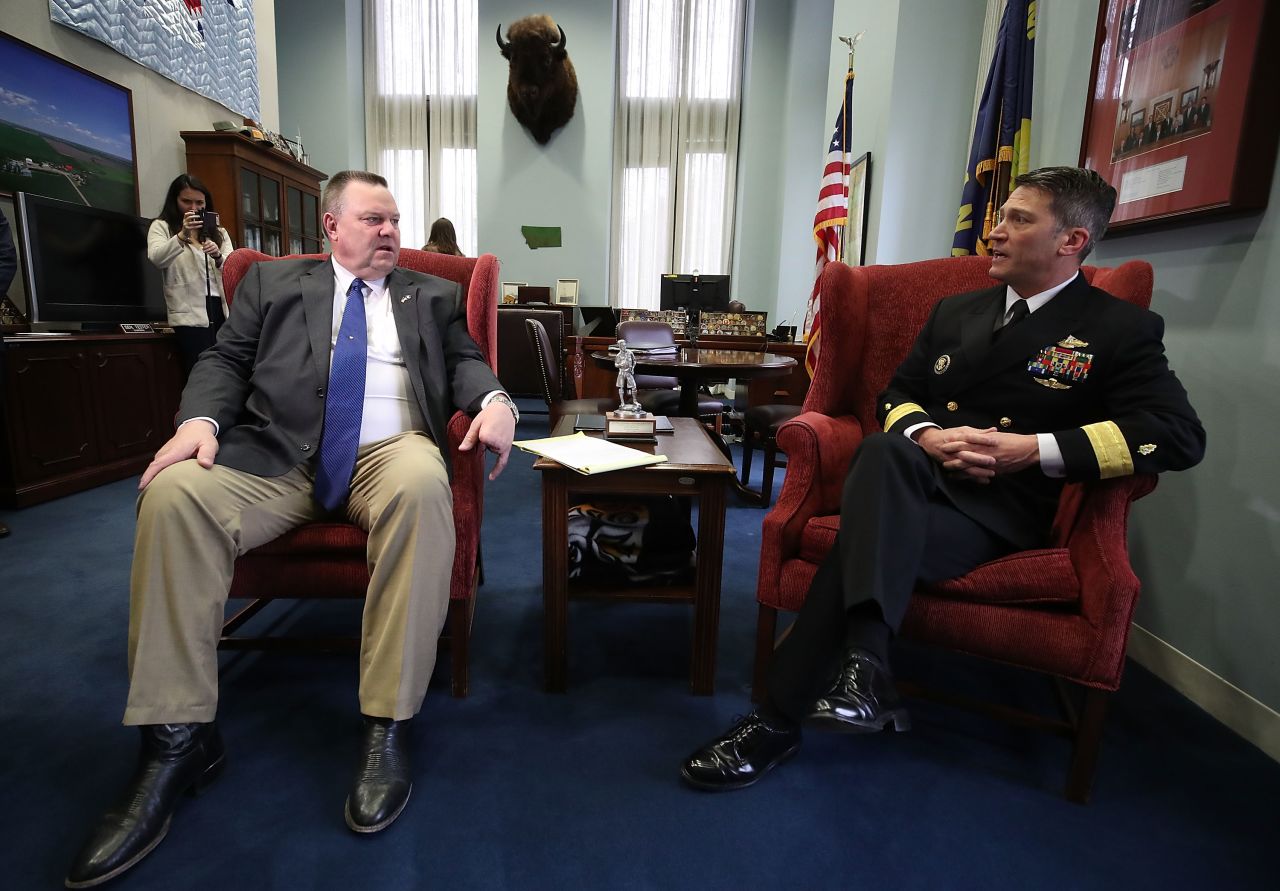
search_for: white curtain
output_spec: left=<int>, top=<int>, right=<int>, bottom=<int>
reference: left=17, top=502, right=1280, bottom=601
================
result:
left=611, top=0, right=748, bottom=309
left=364, top=0, right=478, bottom=255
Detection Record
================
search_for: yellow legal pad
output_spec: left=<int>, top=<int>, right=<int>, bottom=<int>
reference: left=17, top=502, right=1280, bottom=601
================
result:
left=514, top=431, right=669, bottom=475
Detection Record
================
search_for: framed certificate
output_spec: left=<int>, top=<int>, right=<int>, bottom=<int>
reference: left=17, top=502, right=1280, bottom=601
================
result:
left=555, top=279, right=580, bottom=306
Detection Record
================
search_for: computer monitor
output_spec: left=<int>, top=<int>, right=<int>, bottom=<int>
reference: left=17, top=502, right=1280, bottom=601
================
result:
left=659, top=273, right=730, bottom=314
left=576, top=305, right=618, bottom=337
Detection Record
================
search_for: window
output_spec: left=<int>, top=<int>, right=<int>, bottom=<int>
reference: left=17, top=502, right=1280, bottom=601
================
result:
left=365, top=0, right=478, bottom=254
left=611, top=0, right=748, bottom=308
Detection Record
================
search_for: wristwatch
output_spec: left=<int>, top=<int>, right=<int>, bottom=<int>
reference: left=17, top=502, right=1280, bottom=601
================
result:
left=488, top=391, right=519, bottom=423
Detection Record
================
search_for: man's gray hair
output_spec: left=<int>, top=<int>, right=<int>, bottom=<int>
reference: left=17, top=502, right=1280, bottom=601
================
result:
left=322, top=170, right=390, bottom=218
left=1013, top=167, right=1117, bottom=260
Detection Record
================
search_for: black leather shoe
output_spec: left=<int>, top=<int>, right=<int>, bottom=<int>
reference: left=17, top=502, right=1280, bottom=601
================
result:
left=345, top=717, right=412, bottom=833
left=680, top=713, right=801, bottom=791
left=806, top=649, right=911, bottom=733
left=65, top=723, right=225, bottom=888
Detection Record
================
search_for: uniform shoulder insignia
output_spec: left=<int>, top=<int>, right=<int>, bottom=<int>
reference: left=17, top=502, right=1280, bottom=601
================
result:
left=1058, top=335, right=1089, bottom=348
left=1138, top=444, right=1157, bottom=455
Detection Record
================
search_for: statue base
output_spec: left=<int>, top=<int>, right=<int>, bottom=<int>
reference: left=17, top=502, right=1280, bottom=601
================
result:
left=605, top=410, right=657, bottom=440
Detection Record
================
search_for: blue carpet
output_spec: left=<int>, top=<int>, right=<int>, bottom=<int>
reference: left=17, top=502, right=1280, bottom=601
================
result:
left=1, top=414, right=1276, bottom=889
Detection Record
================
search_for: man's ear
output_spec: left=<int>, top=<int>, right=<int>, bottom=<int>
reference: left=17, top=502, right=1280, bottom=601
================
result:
left=1058, top=226, right=1091, bottom=259
left=322, top=212, right=338, bottom=242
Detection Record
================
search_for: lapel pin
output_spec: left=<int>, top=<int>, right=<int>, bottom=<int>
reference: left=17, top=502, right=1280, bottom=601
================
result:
left=400, top=293, right=413, bottom=303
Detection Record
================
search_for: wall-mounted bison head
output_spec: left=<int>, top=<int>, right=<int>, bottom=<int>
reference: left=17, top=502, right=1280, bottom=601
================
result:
left=496, top=15, right=579, bottom=145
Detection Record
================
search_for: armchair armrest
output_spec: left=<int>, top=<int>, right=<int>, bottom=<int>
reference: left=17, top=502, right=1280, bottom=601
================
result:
left=446, top=409, right=486, bottom=599
left=1067, top=474, right=1156, bottom=628
left=757, top=412, right=864, bottom=597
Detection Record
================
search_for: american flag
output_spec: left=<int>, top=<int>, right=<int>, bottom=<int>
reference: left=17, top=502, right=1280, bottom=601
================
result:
left=804, top=67, right=855, bottom=378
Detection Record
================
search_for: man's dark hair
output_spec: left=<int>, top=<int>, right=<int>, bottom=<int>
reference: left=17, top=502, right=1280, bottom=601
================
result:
left=1012, top=166, right=1116, bottom=260
left=322, top=170, right=390, bottom=218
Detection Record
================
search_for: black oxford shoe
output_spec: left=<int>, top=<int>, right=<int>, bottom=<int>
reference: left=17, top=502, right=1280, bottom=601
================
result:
left=345, top=717, right=412, bottom=833
left=806, top=649, right=911, bottom=733
left=680, top=713, right=801, bottom=791
left=66, top=722, right=225, bottom=888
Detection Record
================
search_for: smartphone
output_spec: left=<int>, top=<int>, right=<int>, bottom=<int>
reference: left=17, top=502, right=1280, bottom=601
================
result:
left=199, top=210, right=220, bottom=239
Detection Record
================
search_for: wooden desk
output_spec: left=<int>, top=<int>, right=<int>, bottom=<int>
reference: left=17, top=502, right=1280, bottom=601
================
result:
left=534, top=416, right=736, bottom=694
left=0, top=332, right=183, bottom=506
left=567, top=336, right=810, bottom=408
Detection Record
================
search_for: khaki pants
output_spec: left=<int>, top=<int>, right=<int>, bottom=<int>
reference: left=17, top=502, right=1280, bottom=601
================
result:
left=124, top=431, right=453, bottom=725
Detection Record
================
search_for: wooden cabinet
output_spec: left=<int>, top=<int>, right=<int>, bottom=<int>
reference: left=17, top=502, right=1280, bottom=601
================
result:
left=0, top=333, right=183, bottom=506
left=181, top=131, right=327, bottom=257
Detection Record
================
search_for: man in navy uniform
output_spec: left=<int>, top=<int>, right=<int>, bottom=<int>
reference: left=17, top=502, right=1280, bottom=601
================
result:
left=681, top=166, right=1205, bottom=790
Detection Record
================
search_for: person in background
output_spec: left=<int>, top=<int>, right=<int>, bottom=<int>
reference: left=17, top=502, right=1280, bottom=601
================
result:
left=147, top=175, right=233, bottom=377
left=422, top=217, right=464, bottom=256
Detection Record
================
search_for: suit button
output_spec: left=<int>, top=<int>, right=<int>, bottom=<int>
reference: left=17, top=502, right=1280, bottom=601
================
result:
left=946, top=401, right=959, bottom=412
left=317, top=387, right=325, bottom=397
left=300, top=443, right=311, bottom=452
left=999, top=417, right=1012, bottom=428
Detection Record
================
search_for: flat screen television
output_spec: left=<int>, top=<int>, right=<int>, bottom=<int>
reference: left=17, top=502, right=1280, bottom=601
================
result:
left=14, top=191, right=166, bottom=329
left=659, top=273, right=730, bottom=313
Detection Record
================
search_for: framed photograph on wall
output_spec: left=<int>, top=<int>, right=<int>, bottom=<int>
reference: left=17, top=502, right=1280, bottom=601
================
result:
left=555, top=279, right=579, bottom=306
left=845, top=152, right=871, bottom=266
left=1079, top=0, right=1279, bottom=231
left=0, top=30, right=139, bottom=215
left=500, top=282, right=526, bottom=305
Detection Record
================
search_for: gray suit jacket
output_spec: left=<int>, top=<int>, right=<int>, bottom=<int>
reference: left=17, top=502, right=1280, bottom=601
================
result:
left=179, top=257, right=500, bottom=479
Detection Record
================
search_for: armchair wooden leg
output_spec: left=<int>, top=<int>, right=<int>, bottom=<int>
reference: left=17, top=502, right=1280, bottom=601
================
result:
left=1066, top=688, right=1110, bottom=804
left=751, top=605, right=778, bottom=703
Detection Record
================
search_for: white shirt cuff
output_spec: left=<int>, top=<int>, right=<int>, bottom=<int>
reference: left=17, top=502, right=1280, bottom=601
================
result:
left=904, top=421, right=939, bottom=442
left=1038, top=432, right=1066, bottom=477
left=180, top=416, right=219, bottom=436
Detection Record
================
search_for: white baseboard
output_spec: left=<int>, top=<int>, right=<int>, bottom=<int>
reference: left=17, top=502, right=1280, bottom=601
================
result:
left=1128, top=624, right=1280, bottom=763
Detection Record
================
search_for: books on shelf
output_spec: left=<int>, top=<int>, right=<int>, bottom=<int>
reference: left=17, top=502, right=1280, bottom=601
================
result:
left=514, top=432, right=669, bottom=475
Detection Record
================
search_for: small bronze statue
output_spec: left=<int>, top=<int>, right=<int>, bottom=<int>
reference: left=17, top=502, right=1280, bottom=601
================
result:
left=614, top=340, right=642, bottom=414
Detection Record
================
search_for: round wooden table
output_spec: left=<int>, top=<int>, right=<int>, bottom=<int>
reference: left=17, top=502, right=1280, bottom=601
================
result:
left=590, top=348, right=797, bottom=418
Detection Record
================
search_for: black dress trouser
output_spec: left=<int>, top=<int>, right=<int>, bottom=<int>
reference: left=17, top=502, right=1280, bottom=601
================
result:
left=765, top=432, right=1015, bottom=722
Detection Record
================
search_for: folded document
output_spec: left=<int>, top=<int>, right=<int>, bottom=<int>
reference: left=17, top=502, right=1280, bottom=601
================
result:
left=514, top=432, right=669, bottom=475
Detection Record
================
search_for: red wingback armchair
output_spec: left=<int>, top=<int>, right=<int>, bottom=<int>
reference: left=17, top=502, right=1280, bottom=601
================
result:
left=754, top=256, right=1157, bottom=802
left=216, top=248, right=500, bottom=697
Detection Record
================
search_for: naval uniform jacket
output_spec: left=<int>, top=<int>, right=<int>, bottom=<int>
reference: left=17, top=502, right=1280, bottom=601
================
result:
left=178, top=257, right=501, bottom=481
left=877, top=273, right=1205, bottom=550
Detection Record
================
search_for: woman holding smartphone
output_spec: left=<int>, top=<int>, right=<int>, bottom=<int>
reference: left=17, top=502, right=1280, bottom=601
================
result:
left=147, top=174, right=233, bottom=377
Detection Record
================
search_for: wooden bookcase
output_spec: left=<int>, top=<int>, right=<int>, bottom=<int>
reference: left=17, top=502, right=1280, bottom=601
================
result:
left=181, top=131, right=327, bottom=257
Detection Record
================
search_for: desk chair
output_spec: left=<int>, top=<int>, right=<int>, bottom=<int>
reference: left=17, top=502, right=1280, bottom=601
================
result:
left=740, top=403, right=802, bottom=507
left=217, top=248, right=499, bottom=697
left=526, top=317, right=617, bottom=428
left=754, top=256, right=1157, bottom=802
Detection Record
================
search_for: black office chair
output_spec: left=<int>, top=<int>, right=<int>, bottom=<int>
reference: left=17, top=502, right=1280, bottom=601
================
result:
left=526, top=318, right=617, bottom=429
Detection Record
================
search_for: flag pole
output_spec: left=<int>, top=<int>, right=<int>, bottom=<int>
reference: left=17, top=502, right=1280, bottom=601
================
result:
left=835, top=32, right=864, bottom=265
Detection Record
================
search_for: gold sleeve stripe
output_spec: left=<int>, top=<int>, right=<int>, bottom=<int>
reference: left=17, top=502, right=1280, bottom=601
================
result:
left=1082, top=421, right=1134, bottom=479
left=885, top=402, right=925, bottom=430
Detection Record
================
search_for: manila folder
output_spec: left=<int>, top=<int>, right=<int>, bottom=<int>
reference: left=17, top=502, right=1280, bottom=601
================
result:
left=514, top=431, right=669, bottom=475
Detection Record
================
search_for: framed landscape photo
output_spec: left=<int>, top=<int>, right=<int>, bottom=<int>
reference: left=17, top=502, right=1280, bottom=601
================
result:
left=845, top=152, right=871, bottom=266
left=1079, top=0, right=1279, bottom=231
left=0, top=30, right=139, bottom=215
left=500, top=281, right=526, bottom=305
left=555, top=278, right=579, bottom=306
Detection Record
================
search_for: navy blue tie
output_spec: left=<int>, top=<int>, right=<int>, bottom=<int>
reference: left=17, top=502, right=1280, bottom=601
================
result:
left=314, top=278, right=368, bottom=511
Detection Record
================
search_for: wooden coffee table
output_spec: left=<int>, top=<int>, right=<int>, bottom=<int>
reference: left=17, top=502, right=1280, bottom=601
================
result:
left=534, top=416, right=737, bottom=694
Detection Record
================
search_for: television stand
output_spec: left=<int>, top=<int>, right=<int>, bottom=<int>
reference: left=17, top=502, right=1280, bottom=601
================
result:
left=0, top=330, right=183, bottom=506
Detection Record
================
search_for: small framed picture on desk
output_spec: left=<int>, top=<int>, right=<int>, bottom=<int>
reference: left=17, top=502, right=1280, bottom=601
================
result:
left=500, top=282, right=526, bottom=305
left=555, top=279, right=579, bottom=306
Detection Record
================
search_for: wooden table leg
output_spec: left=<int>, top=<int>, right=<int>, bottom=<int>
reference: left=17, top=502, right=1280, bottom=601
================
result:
left=542, top=471, right=570, bottom=692
left=690, top=478, right=727, bottom=694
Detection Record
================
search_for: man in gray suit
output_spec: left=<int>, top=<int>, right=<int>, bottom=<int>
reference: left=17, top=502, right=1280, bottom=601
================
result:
left=67, top=171, right=517, bottom=888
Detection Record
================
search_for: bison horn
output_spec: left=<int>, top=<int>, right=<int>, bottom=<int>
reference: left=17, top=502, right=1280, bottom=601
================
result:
left=552, top=24, right=567, bottom=52
left=495, top=23, right=509, bottom=53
